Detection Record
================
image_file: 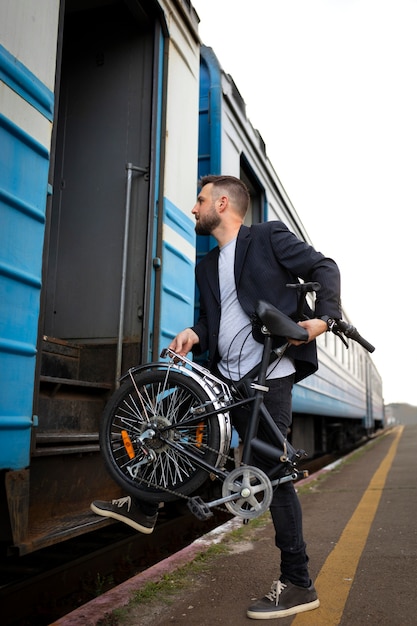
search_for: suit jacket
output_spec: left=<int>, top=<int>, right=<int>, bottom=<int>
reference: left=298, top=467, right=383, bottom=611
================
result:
left=191, top=222, right=342, bottom=382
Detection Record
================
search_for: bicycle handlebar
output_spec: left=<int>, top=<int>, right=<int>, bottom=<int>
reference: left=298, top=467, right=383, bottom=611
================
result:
left=331, top=319, right=375, bottom=353
left=286, top=281, right=321, bottom=293
left=285, top=282, right=375, bottom=353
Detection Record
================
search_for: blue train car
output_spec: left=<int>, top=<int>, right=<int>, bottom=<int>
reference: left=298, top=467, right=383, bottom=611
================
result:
left=0, top=1, right=383, bottom=556
left=0, top=0, right=201, bottom=555
left=0, top=3, right=58, bottom=472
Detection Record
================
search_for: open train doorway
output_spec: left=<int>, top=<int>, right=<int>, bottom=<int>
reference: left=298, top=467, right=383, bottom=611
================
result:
left=43, top=0, right=157, bottom=387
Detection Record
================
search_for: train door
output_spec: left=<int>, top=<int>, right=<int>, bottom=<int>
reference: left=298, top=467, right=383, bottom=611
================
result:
left=43, top=1, right=156, bottom=381
left=31, top=1, right=161, bottom=497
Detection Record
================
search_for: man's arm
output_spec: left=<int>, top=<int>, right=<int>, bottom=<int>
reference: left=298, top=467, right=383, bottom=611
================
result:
left=289, top=318, right=328, bottom=346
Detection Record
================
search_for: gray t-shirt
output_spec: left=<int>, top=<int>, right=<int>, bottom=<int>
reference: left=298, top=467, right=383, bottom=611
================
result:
left=217, top=238, right=295, bottom=381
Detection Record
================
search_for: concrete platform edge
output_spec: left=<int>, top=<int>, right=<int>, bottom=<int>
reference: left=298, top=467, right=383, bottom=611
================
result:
left=49, top=516, right=245, bottom=625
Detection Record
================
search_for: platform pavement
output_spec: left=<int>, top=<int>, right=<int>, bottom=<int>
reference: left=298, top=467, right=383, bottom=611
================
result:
left=52, top=424, right=416, bottom=625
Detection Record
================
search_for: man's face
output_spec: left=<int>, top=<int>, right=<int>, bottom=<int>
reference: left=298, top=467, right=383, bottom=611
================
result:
left=192, top=184, right=221, bottom=236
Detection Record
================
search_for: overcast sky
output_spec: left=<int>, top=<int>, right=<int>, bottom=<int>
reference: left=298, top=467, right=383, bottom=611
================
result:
left=192, top=0, right=417, bottom=407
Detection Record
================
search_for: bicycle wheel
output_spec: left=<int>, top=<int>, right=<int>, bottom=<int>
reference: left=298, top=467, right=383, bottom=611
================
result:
left=99, top=369, right=223, bottom=503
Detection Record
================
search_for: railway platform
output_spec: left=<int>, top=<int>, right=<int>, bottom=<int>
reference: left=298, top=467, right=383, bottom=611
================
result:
left=53, top=424, right=416, bottom=625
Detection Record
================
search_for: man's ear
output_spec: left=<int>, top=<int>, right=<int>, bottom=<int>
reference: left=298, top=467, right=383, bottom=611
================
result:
left=217, top=195, right=228, bottom=212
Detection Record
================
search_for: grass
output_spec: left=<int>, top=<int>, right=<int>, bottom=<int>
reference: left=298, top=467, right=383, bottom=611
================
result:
left=101, top=512, right=271, bottom=624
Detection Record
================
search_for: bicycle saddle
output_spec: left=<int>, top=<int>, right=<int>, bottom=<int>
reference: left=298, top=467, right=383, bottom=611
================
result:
left=256, top=301, right=309, bottom=342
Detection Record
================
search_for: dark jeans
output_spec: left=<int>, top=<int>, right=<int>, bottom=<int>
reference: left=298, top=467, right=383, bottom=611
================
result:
left=230, top=373, right=310, bottom=587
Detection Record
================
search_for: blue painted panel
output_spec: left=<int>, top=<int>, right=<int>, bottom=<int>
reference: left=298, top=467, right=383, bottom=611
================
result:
left=293, top=362, right=367, bottom=420
left=193, top=47, right=223, bottom=330
left=197, top=46, right=222, bottom=257
left=159, top=199, right=196, bottom=352
left=0, top=44, right=54, bottom=120
left=199, top=46, right=222, bottom=178
left=164, top=198, right=196, bottom=246
left=293, top=383, right=365, bottom=419
left=0, top=115, right=50, bottom=470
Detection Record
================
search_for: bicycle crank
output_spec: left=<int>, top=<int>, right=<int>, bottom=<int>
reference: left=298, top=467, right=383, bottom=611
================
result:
left=221, top=466, right=273, bottom=520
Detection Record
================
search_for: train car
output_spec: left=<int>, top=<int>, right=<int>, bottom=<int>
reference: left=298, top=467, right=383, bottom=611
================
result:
left=0, top=0, right=383, bottom=557
left=0, top=0, right=201, bottom=555
left=197, top=44, right=384, bottom=455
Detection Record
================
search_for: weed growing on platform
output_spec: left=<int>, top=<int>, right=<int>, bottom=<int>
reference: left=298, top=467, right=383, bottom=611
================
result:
left=108, top=544, right=228, bottom=624
left=109, top=515, right=272, bottom=624
left=222, top=511, right=270, bottom=543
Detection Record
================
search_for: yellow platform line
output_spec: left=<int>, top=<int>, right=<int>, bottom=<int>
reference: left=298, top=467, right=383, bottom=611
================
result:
left=293, top=425, right=404, bottom=625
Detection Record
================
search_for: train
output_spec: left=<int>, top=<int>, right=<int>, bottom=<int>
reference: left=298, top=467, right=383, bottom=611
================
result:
left=0, top=0, right=384, bottom=556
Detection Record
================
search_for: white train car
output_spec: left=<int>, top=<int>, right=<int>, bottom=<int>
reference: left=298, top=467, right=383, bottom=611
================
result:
left=197, top=45, right=384, bottom=456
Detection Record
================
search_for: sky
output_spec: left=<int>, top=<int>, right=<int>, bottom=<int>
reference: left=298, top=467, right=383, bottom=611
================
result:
left=192, top=0, right=417, bottom=407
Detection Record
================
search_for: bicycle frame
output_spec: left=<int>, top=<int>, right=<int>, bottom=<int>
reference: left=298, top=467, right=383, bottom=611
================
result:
left=155, top=336, right=306, bottom=489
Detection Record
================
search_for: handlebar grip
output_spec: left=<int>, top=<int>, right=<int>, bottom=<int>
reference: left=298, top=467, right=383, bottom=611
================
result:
left=352, top=333, right=375, bottom=353
left=334, top=320, right=375, bottom=353
left=286, top=282, right=321, bottom=292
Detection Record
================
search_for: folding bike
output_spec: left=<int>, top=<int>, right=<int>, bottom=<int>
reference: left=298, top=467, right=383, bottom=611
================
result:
left=99, top=283, right=374, bottom=521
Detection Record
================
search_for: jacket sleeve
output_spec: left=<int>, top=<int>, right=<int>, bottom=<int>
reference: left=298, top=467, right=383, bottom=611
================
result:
left=269, top=221, right=342, bottom=319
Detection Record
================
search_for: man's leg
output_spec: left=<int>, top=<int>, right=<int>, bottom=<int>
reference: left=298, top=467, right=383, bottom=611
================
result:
left=247, top=375, right=319, bottom=619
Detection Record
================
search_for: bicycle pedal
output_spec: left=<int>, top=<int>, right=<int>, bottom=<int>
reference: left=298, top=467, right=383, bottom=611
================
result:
left=187, top=496, right=213, bottom=521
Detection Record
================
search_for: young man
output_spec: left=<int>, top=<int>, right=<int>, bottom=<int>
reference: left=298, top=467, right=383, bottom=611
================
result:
left=92, top=175, right=341, bottom=619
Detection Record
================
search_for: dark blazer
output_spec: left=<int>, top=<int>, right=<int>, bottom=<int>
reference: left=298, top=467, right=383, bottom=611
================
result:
left=191, top=222, right=342, bottom=382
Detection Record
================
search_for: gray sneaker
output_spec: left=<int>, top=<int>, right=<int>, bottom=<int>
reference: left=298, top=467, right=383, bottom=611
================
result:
left=247, top=579, right=320, bottom=619
left=90, top=496, right=158, bottom=534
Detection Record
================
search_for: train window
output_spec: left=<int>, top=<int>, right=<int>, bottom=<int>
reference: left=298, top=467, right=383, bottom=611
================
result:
left=352, top=345, right=356, bottom=376
left=340, top=339, right=344, bottom=361
left=240, top=156, right=265, bottom=224
left=326, top=330, right=335, bottom=355
left=359, top=354, right=364, bottom=380
left=317, top=332, right=326, bottom=349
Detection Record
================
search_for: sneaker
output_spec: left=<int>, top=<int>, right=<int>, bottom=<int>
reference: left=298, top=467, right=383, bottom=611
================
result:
left=90, top=496, right=158, bottom=534
left=247, top=579, right=320, bottom=619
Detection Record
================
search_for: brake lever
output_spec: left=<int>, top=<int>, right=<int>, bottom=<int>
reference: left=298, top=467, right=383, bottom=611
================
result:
left=334, top=329, right=349, bottom=348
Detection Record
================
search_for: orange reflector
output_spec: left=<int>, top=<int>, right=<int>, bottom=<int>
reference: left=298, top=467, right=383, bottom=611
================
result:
left=121, top=430, right=135, bottom=459
left=195, top=422, right=204, bottom=447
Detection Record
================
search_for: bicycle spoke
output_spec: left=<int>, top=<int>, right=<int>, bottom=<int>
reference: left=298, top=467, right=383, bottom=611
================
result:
left=101, top=369, right=225, bottom=503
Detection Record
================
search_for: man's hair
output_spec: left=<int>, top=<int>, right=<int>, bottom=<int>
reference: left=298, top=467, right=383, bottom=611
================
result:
left=199, top=175, right=250, bottom=217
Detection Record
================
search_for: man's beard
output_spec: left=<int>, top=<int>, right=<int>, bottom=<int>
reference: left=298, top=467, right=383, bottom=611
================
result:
left=195, top=207, right=221, bottom=236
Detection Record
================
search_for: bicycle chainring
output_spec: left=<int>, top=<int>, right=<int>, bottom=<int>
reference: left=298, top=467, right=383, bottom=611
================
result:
left=221, top=465, right=273, bottom=520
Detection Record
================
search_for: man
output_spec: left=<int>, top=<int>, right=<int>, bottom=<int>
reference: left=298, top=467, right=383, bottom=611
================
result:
left=92, top=175, right=341, bottom=619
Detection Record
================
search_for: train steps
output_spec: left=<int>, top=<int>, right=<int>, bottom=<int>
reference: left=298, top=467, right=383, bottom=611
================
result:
left=36, top=336, right=115, bottom=455
left=7, top=337, right=124, bottom=555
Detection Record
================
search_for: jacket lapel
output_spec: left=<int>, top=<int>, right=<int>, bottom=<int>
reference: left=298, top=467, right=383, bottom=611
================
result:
left=235, top=225, right=251, bottom=287
left=203, top=247, right=220, bottom=303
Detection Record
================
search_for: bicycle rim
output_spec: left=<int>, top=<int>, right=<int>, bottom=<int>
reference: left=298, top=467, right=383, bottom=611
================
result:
left=100, top=369, right=223, bottom=503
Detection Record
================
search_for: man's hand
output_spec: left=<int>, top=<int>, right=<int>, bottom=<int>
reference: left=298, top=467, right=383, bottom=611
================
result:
left=168, top=328, right=200, bottom=357
left=288, top=318, right=328, bottom=346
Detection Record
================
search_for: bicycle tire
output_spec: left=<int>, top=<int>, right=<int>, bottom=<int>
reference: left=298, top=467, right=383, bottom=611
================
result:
left=99, top=369, right=223, bottom=503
